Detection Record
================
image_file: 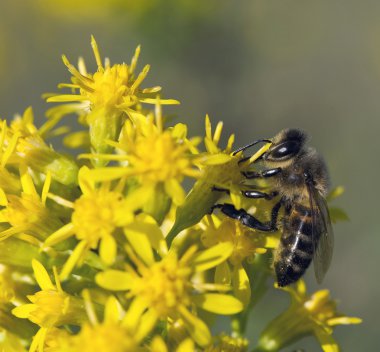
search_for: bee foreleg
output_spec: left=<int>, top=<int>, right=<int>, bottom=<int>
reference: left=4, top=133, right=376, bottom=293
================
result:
left=211, top=186, right=230, bottom=194
left=242, top=190, right=278, bottom=200
left=211, top=203, right=277, bottom=232
left=242, top=167, right=282, bottom=179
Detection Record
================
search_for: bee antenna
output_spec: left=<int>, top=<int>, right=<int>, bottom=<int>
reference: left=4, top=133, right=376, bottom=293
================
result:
left=232, top=139, right=271, bottom=155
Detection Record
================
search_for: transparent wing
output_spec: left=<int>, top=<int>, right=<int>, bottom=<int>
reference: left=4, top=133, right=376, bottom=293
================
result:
left=307, top=182, right=334, bottom=284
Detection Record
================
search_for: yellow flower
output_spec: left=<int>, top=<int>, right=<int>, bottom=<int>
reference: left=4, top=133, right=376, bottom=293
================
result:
left=167, top=116, right=239, bottom=244
left=167, top=115, right=271, bottom=246
left=0, top=166, right=63, bottom=243
left=256, top=280, right=362, bottom=352
left=96, top=223, right=243, bottom=347
left=44, top=166, right=149, bottom=280
left=200, top=215, right=278, bottom=306
left=149, top=336, right=194, bottom=352
left=205, top=333, right=249, bottom=352
left=0, top=329, right=26, bottom=352
left=12, top=260, right=86, bottom=352
left=49, top=293, right=142, bottom=352
left=47, top=36, right=179, bottom=156
left=80, top=107, right=201, bottom=207
left=0, top=108, right=78, bottom=186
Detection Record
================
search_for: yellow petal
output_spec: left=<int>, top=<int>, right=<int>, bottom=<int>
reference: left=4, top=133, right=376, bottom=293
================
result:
left=164, top=179, right=185, bottom=206
left=171, top=123, right=187, bottom=139
left=88, top=167, right=134, bottom=182
left=130, top=65, right=150, bottom=93
left=29, top=328, right=47, bottom=352
left=135, top=309, right=158, bottom=342
left=47, top=95, right=88, bottom=102
left=314, top=328, right=339, bottom=352
left=214, top=261, right=231, bottom=285
left=19, top=165, right=38, bottom=198
left=32, top=259, right=55, bottom=290
left=202, top=153, right=232, bottom=165
left=192, top=293, right=243, bottom=315
left=99, top=235, right=117, bottom=266
left=178, top=305, right=211, bottom=347
left=12, top=304, right=36, bottom=318
left=44, top=223, right=75, bottom=247
left=63, top=131, right=91, bottom=149
left=104, top=296, right=122, bottom=324
left=41, top=171, right=52, bottom=206
left=124, top=228, right=154, bottom=266
left=78, top=166, right=95, bottom=195
left=2, top=131, right=19, bottom=167
left=0, top=188, right=8, bottom=206
left=122, top=297, right=148, bottom=331
left=328, top=316, right=362, bottom=326
left=90, top=35, right=103, bottom=70
left=177, top=339, right=195, bottom=352
left=139, top=98, right=180, bottom=105
left=192, top=242, right=233, bottom=272
left=150, top=336, right=167, bottom=352
left=96, top=270, right=133, bottom=291
left=233, top=265, right=251, bottom=307
left=248, top=142, right=272, bottom=164
left=326, top=186, right=345, bottom=201
left=213, top=121, right=223, bottom=144
left=125, top=215, right=167, bottom=257
left=60, top=240, right=88, bottom=281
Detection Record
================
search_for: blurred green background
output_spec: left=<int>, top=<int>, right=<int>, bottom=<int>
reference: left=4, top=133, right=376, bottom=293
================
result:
left=0, top=0, right=377, bottom=350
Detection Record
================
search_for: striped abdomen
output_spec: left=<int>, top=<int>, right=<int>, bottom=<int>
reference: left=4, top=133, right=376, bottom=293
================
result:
left=275, top=203, right=316, bottom=287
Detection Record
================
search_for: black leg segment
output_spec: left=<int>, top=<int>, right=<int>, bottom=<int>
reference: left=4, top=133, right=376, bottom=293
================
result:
left=212, top=203, right=278, bottom=232
left=242, top=190, right=278, bottom=200
left=242, top=167, right=282, bottom=179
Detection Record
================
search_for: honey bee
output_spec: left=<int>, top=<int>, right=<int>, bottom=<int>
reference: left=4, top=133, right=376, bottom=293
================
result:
left=213, top=129, right=334, bottom=286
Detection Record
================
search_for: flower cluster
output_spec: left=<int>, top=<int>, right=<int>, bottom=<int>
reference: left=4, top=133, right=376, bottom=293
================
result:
left=0, top=38, right=360, bottom=351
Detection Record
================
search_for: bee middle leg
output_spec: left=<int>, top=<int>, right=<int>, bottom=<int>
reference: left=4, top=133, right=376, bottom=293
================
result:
left=212, top=197, right=284, bottom=232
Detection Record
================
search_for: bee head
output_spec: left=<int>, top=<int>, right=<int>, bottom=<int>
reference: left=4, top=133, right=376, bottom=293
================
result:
left=264, top=128, right=307, bottom=162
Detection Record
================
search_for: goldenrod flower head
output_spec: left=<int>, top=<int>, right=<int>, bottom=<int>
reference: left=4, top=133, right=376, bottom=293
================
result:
left=47, top=36, right=179, bottom=157
left=72, top=189, right=127, bottom=245
left=167, top=116, right=240, bottom=243
left=12, top=260, right=86, bottom=352
left=256, top=280, right=362, bottom=352
left=0, top=109, right=78, bottom=186
left=202, top=216, right=269, bottom=266
left=63, top=322, right=137, bottom=352
left=53, top=294, right=139, bottom=352
left=49, top=36, right=178, bottom=116
left=206, top=333, right=249, bottom=352
left=0, top=267, right=15, bottom=303
left=12, top=260, right=84, bottom=328
left=129, top=250, right=192, bottom=317
left=82, top=111, right=201, bottom=206
left=45, top=166, right=147, bottom=279
left=97, top=227, right=242, bottom=347
left=0, top=167, right=63, bottom=242
left=150, top=336, right=194, bottom=352
left=0, top=329, right=26, bottom=352
left=200, top=215, right=277, bottom=306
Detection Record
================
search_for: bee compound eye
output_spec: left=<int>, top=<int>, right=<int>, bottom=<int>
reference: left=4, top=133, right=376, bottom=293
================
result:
left=270, top=141, right=300, bottom=160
